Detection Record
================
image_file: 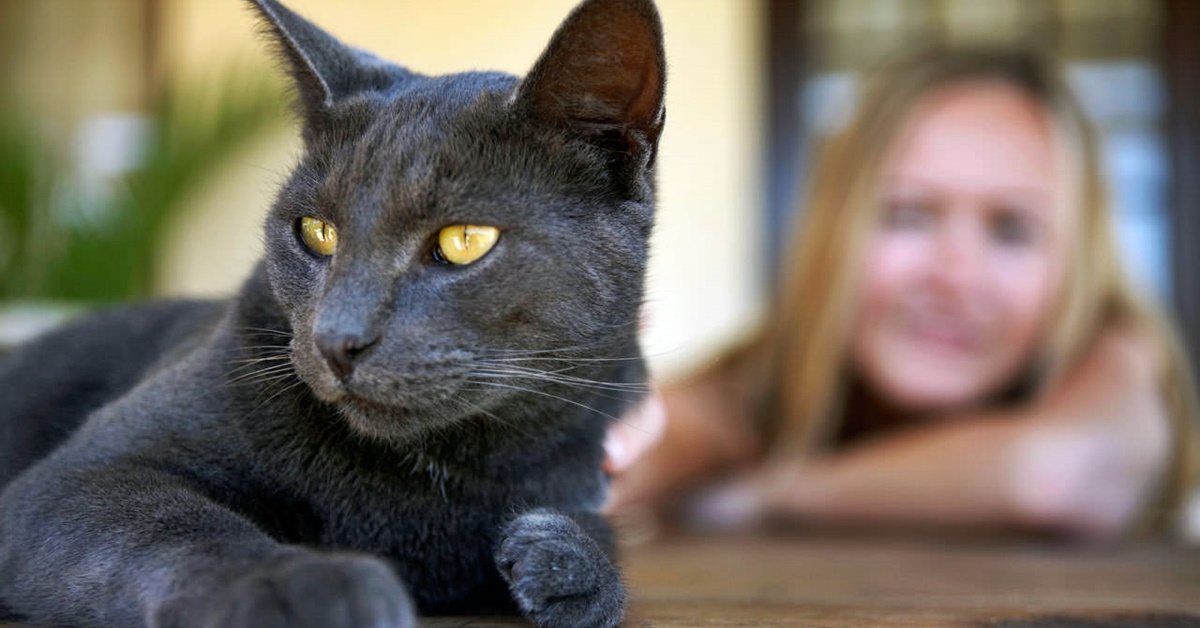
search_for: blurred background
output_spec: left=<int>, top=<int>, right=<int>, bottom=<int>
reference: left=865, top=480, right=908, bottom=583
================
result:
left=0, top=0, right=1197, bottom=381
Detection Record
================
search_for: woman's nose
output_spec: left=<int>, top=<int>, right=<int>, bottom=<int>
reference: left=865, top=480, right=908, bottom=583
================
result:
left=928, top=218, right=986, bottom=292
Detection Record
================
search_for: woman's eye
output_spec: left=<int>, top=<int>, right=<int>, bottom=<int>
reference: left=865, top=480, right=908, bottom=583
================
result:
left=434, top=224, right=500, bottom=265
left=883, top=199, right=933, bottom=230
left=298, top=217, right=338, bottom=257
left=991, top=211, right=1035, bottom=246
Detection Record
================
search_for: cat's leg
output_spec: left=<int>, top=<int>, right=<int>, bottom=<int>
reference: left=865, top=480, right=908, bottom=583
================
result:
left=158, top=551, right=414, bottom=628
left=494, top=509, right=625, bottom=628
left=0, top=462, right=415, bottom=628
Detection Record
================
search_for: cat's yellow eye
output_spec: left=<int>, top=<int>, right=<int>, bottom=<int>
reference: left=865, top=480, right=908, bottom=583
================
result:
left=437, top=224, right=500, bottom=265
left=299, top=217, right=338, bottom=257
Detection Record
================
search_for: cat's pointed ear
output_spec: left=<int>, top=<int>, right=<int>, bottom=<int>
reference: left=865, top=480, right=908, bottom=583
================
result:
left=247, top=0, right=406, bottom=124
left=515, top=0, right=667, bottom=197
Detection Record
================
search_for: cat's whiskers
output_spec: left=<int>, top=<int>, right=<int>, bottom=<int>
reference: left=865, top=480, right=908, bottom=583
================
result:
left=246, top=378, right=308, bottom=416
left=224, top=356, right=293, bottom=378
left=223, top=343, right=295, bottom=382
left=232, top=343, right=294, bottom=360
left=225, top=362, right=296, bottom=387
left=226, top=353, right=292, bottom=365
left=233, top=371, right=298, bottom=391
left=486, top=355, right=646, bottom=364
left=470, top=363, right=649, bottom=394
left=459, top=379, right=620, bottom=423
left=227, top=343, right=293, bottom=354
left=469, top=374, right=646, bottom=403
left=464, top=362, right=666, bottom=435
left=479, top=360, right=644, bottom=382
left=465, top=378, right=656, bottom=437
left=474, top=338, right=629, bottom=357
left=448, top=394, right=537, bottom=440
left=468, top=374, right=636, bottom=409
left=235, top=326, right=295, bottom=339
left=474, top=349, right=642, bottom=374
left=486, top=347, right=682, bottom=366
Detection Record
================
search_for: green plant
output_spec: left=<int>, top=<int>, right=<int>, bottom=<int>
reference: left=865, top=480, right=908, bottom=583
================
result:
left=0, top=74, right=289, bottom=303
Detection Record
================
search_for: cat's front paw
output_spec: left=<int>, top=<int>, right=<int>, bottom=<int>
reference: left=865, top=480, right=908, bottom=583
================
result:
left=193, top=553, right=414, bottom=628
left=496, top=510, right=625, bottom=628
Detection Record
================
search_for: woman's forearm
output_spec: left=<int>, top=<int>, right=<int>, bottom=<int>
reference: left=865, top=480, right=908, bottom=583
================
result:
left=762, top=325, right=1171, bottom=540
left=766, top=418, right=1029, bottom=529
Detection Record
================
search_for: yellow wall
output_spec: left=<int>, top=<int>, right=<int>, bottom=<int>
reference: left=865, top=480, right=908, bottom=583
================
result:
left=0, top=0, right=148, bottom=148
left=158, top=0, right=764, bottom=377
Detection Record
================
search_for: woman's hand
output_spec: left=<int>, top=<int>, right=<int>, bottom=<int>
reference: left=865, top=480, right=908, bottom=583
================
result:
left=603, top=391, right=667, bottom=475
left=680, top=469, right=778, bottom=531
left=603, top=373, right=762, bottom=520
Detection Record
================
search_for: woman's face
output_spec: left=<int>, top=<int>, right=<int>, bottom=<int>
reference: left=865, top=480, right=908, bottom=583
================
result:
left=849, top=82, right=1074, bottom=415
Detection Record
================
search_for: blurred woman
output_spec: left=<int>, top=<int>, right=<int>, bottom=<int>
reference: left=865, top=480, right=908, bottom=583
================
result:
left=607, top=48, right=1200, bottom=543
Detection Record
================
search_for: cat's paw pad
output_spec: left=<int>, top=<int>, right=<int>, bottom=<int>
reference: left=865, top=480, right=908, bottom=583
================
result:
left=205, top=553, right=415, bottom=628
left=496, top=510, right=625, bottom=628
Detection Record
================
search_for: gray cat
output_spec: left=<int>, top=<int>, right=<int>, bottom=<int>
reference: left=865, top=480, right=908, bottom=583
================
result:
left=0, top=0, right=665, bottom=626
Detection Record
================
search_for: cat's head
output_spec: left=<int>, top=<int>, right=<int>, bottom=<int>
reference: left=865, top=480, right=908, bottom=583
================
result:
left=248, top=0, right=665, bottom=441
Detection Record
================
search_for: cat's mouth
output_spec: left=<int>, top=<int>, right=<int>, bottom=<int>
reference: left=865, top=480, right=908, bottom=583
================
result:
left=311, top=368, right=469, bottom=426
left=291, top=338, right=478, bottom=436
left=299, top=353, right=448, bottom=400
left=323, top=380, right=413, bottom=412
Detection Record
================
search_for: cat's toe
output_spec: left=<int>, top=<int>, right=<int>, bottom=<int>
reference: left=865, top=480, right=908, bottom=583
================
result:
left=496, top=510, right=625, bottom=628
left=198, top=553, right=415, bottom=628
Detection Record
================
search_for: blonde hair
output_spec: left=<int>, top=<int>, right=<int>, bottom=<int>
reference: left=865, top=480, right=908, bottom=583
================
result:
left=757, top=48, right=1199, bottom=534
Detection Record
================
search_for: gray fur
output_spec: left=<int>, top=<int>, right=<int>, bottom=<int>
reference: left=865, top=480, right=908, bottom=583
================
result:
left=0, top=0, right=664, bottom=626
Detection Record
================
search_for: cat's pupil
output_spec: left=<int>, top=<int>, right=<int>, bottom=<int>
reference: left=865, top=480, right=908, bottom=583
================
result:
left=298, top=217, right=338, bottom=257
left=435, top=224, right=501, bottom=265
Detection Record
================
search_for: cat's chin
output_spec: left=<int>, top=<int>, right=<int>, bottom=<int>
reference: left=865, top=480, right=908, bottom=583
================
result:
left=302, top=374, right=400, bottom=411
left=339, top=398, right=406, bottom=435
left=329, top=388, right=460, bottom=443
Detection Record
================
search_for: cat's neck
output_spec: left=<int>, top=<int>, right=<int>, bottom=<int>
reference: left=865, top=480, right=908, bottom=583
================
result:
left=230, top=262, right=293, bottom=340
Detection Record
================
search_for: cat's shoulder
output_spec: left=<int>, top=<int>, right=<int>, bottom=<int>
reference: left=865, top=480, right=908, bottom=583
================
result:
left=0, top=299, right=230, bottom=485
left=1, top=299, right=227, bottom=376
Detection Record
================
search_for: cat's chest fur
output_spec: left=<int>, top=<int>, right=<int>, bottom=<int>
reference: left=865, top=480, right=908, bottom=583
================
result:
left=244, top=418, right=606, bottom=611
left=244, top=408, right=609, bottom=550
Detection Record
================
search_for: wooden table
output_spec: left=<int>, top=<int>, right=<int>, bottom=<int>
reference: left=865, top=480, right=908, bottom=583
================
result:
left=432, top=533, right=1200, bottom=627
left=5, top=533, right=1199, bottom=627
left=613, top=533, right=1200, bottom=627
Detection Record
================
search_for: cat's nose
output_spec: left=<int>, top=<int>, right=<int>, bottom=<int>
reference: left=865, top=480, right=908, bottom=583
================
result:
left=315, top=330, right=379, bottom=380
